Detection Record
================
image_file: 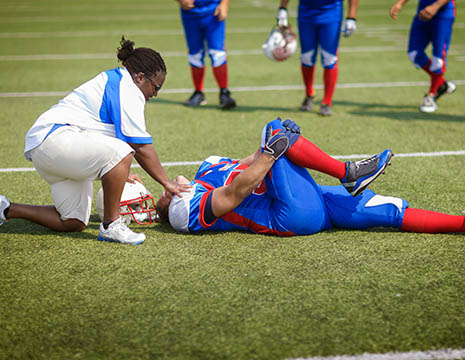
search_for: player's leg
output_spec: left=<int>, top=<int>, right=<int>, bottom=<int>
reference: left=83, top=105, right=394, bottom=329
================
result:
left=407, top=18, right=439, bottom=112
left=430, top=17, right=456, bottom=102
left=401, top=208, right=465, bottom=233
left=298, top=19, right=318, bottom=111
left=318, top=19, right=342, bottom=116
left=265, top=155, right=332, bottom=235
left=320, top=185, right=408, bottom=229
left=263, top=119, right=393, bottom=196
left=205, top=16, right=236, bottom=109
left=180, top=14, right=207, bottom=107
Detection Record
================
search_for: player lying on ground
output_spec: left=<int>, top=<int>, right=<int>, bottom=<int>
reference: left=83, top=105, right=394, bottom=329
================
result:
left=155, top=118, right=465, bottom=236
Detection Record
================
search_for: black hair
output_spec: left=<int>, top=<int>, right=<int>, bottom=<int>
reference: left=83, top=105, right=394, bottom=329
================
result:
left=117, top=36, right=167, bottom=76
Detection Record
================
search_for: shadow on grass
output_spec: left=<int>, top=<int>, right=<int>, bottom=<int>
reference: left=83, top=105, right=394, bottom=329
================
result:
left=152, top=98, right=465, bottom=122
left=151, top=97, right=299, bottom=113
left=0, top=219, right=100, bottom=241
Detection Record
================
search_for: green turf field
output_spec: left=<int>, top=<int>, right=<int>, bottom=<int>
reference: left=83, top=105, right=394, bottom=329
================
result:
left=1, top=0, right=464, bottom=359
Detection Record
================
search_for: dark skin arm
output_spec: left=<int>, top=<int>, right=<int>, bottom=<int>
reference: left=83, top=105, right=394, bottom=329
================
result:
left=129, top=143, right=191, bottom=196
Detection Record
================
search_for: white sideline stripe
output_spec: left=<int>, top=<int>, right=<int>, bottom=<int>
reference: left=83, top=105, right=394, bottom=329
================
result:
left=2, top=80, right=464, bottom=98
left=2, top=151, right=465, bottom=173
left=288, top=348, right=465, bottom=360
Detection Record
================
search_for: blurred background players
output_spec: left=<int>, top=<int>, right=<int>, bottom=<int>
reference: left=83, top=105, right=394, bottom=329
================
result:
left=177, top=0, right=237, bottom=109
left=390, top=0, right=456, bottom=113
left=277, top=0, right=359, bottom=116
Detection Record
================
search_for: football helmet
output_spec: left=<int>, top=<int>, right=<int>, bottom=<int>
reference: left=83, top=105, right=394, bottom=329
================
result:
left=262, top=25, right=297, bottom=62
left=96, top=181, right=158, bottom=225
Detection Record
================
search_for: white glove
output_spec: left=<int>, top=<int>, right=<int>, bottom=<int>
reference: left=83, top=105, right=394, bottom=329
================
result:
left=276, top=7, right=288, bottom=28
left=342, top=18, right=357, bottom=37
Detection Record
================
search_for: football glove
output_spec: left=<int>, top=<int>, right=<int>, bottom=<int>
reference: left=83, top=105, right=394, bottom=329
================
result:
left=342, top=18, right=357, bottom=37
left=276, top=7, right=288, bottom=28
left=282, top=119, right=301, bottom=146
left=263, top=124, right=290, bottom=161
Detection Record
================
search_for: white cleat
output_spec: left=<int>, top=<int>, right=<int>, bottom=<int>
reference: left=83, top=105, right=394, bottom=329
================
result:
left=0, top=195, right=10, bottom=225
left=98, top=217, right=145, bottom=245
left=420, top=94, right=438, bottom=113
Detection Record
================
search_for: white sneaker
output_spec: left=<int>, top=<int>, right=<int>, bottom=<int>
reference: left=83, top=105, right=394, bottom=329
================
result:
left=0, top=195, right=10, bottom=225
left=98, top=217, right=145, bottom=245
left=420, top=94, right=438, bottom=113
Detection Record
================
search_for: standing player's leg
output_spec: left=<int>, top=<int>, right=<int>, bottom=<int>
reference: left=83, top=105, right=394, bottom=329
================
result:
left=318, top=20, right=342, bottom=116
left=408, top=18, right=439, bottom=112
left=430, top=17, right=456, bottom=104
left=298, top=20, right=318, bottom=111
left=205, top=15, right=236, bottom=109
left=181, top=14, right=208, bottom=107
left=264, top=119, right=393, bottom=196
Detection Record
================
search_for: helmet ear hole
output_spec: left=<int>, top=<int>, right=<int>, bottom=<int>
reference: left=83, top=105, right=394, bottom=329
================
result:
left=95, top=181, right=158, bottom=225
left=262, top=25, right=297, bottom=62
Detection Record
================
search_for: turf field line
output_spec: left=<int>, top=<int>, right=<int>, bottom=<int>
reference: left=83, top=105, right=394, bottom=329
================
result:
left=1, top=80, right=464, bottom=98
left=287, top=348, right=465, bottom=360
left=2, top=151, right=465, bottom=173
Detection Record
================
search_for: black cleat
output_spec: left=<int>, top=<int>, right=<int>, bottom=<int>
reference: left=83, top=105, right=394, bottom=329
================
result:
left=219, top=88, right=236, bottom=109
left=319, top=104, right=332, bottom=116
left=184, top=90, right=207, bottom=107
left=341, top=149, right=393, bottom=196
left=299, top=95, right=314, bottom=111
left=434, top=81, right=456, bottom=101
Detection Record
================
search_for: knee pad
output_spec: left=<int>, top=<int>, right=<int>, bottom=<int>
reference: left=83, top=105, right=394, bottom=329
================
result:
left=408, top=50, right=423, bottom=69
left=430, top=56, right=444, bottom=73
left=321, top=49, right=337, bottom=68
left=300, top=50, right=316, bottom=67
left=208, top=49, right=226, bottom=67
left=187, top=50, right=204, bottom=68
left=365, top=195, right=405, bottom=213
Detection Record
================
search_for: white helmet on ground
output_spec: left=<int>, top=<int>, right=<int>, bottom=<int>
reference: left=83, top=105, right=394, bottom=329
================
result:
left=96, top=181, right=158, bottom=225
left=262, top=25, right=297, bottom=62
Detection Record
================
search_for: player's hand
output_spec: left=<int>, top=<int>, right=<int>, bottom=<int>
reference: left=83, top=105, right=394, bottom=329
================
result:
left=214, top=1, right=229, bottom=21
left=276, top=7, right=288, bottom=27
left=418, top=3, right=439, bottom=21
left=164, top=180, right=192, bottom=198
left=127, top=173, right=143, bottom=184
left=263, top=124, right=290, bottom=161
left=178, top=0, right=194, bottom=10
left=390, top=3, right=402, bottom=20
left=342, top=18, right=357, bottom=37
left=282, top=119, right=301, bottom=146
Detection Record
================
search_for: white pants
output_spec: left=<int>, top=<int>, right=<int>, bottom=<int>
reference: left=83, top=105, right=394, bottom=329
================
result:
left=31, top=125, right=134, bottom=225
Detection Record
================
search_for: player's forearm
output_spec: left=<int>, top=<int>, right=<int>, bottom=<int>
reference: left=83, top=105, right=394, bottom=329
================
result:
left=279, top=0, right=289, bottom=8
left=347, top=0, right=359, bottom=18
left=394, top=0, right=409, bottom=8
left=231, top=154, right=274, bottom=199
left=131, top=143, right=170, bottom=187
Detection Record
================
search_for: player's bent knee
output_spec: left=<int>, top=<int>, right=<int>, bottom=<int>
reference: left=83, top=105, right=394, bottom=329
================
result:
left=62, top=219, right=86, bottom=232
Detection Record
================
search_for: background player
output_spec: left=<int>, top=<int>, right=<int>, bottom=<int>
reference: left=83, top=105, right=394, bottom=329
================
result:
left=177, top=0, right=236, bottom=109
left=277, top=0, right=359, bottom=116
left=390, top=0, right=456, bottom=113
left=155, top=118, right=465, bottom=236
left=0, top=37, right=190, bottom=245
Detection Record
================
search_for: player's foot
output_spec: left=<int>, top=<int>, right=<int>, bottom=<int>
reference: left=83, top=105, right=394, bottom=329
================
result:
left=184, top=90, right=207, bottom=107
left=435, top=80, right=456, bottom=101
left=299, top=95, right=314, bottom=111
left=219, top=88, right=236, bottom=109
left=319, top=104, right=332, bottom=116
left=0, top=195, right=10, bottom=225
left=98, top=217, right=145, bottom=245
left=341, top=149, right=393, bottom=196
left=420, top=94, right=437, bottom=113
